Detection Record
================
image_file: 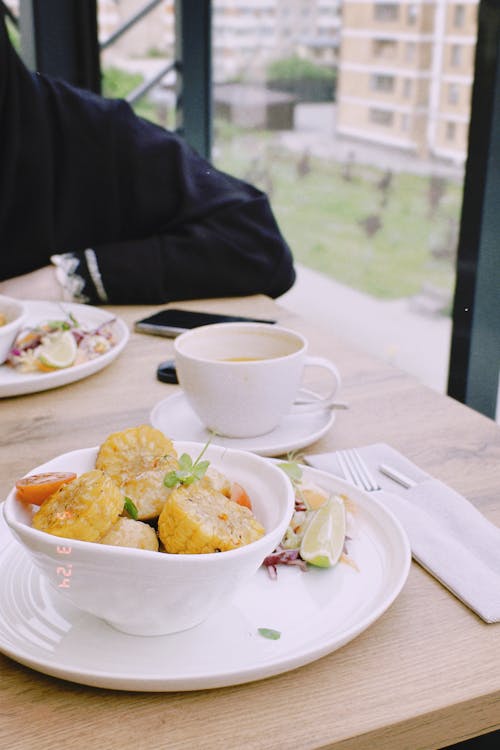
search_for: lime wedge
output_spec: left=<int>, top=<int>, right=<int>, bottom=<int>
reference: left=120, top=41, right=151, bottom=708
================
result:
left=38, top=330, right=77, bottom=369
left=300, top=495, right=346, bottom=568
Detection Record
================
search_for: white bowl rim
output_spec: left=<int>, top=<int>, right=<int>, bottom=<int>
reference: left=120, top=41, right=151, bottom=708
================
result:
left=3, top=441, right=294, bottom=563
left=0, top=295, right=27, bottom=334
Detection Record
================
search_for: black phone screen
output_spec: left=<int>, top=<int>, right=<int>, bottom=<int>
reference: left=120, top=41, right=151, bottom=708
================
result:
left=134, top=308, right=276, bottom=337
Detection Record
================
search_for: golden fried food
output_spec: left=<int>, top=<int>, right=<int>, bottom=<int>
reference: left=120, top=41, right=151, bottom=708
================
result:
left=95, top=425, right=179, bottom=519
left=120, top=454, right=179, bottom=520
left=32, top=469, right=123, bottom=542
left=201, top=466, right=231, bottom=496
left=95, top=424, right=178, bottom=483
left=99, top=517, right=159, bottom=551
left=158, top=483, right=265, bottom=554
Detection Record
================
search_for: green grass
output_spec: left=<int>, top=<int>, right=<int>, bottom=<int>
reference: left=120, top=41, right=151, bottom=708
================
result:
left=213, top=126, right=460, bottom=302
left=103, top=69, right=460, bottom=305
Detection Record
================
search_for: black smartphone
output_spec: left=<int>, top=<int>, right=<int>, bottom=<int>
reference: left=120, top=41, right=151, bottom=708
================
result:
left=134, top=308, right=276, bottom=338
left=156, top=359, right=178, bottom=384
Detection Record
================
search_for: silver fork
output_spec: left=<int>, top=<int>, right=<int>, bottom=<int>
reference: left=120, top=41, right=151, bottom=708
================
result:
left=336, top=448, right=381, bottom=492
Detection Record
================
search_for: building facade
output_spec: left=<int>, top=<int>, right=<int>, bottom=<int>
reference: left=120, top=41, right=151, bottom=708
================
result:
left=5, top=0, right=477, bottom=163
left=212, top=0, right=340, bottom=82
left=336, top=0, right=478, bottom=163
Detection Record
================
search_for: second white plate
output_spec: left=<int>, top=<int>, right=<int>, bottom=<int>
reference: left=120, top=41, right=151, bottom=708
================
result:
left=150, top=391, right=335, bottom=457
left=0, top=462, right=410, bottom=691
left=0, top=300, right=129, bottom=398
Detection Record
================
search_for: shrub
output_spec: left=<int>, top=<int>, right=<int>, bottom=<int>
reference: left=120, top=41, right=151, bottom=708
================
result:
left=267, top=56, right=335, bottom=82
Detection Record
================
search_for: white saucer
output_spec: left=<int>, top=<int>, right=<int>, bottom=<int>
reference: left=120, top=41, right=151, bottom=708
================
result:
left=150, top=391, right=335, bottom=457
left=0, top=465, right=410, bottom=691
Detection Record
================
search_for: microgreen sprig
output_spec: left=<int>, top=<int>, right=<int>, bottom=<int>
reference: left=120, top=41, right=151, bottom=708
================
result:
left=163, top=438, right=212, bottom=489
left=123, top=496, right=138, bottom=520
left=46, top=312, right=80, bottom=331
left=258, top=627, right=281, bottom=640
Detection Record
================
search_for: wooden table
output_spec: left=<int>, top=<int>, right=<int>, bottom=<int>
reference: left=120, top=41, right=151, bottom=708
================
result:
left=1, top=295, right=499, bottom=750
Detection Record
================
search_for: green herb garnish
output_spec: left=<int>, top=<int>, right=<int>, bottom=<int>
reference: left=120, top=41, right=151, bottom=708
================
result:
left=123, top=496, right=138, bottom=520
left=163, top=439, right=211, bottom=489
left=47, top=319, right=71, bottom=330
left=258, top=628, right=281, bottom=640
left=278, top=450, right=306, bottom=488
left=278, top=460, right=303, bottom=485
left=278, top=452, right=309, bottom=506
left=46, top=312, right=79, bottom=331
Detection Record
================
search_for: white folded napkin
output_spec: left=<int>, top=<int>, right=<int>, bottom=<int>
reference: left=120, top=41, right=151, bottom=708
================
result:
left=305, top=443, right=500, bottom=623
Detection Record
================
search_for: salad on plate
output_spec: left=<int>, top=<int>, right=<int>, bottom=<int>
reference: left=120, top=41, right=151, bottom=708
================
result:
left=263, top=456, right=357, bottom=578
left=5, top=311, right=118, bottom=373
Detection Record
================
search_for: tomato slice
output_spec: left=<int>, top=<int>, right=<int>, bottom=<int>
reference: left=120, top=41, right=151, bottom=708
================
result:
left=15, top=472, right=77, bottom=505
left=230, top=481, right=253, bottom=510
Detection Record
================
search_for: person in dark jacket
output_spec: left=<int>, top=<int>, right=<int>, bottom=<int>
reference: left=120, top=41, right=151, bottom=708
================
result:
left=0, top=8, right=295, bottom=304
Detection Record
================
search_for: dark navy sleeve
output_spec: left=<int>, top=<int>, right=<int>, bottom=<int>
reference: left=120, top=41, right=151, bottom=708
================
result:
left=0, top=9, right=295, bottom=303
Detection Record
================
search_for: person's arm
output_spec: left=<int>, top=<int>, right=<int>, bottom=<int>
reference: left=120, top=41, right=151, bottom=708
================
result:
left=0, top=10, right=295, bottom=304
left=50, top=174, right=296, bottom=305
left=0, top=266, right=62, bottom=300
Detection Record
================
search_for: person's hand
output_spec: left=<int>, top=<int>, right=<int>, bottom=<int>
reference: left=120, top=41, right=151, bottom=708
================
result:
left=0, top=266, right=64, bottom=300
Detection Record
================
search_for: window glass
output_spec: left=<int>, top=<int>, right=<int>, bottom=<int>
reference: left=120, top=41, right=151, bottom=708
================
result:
left=369, top=107, right=394, bottom=125
left=371, top=73, right=395, bottom=92
left=454, top=4, right=466, bottom=28
left=210, top=0, right=478, bottom=397
left=450, top=43, right=462, bottom=66
left=374, top=4, right=399, bottom=22
left=373, top=38, right=397, bottom=58
left=80, top=0, right=480, bottom=397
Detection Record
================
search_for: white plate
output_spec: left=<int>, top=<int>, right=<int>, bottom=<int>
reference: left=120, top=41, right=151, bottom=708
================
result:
left=0, top=463, right=411, bottom=691
left=150, top=391, right=335, bottom=457
left=0, top=300, right=129, bottom=397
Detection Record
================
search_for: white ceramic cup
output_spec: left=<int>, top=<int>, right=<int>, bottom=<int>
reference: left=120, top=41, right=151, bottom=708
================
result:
left=174, top=322, right=341, bottom=438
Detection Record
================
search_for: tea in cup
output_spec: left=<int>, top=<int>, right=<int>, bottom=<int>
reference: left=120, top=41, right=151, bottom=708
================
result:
left=173, top=322, right=341, bottom=438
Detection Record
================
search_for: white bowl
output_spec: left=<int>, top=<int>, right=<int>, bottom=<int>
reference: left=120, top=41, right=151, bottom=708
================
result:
left=2, top=442, right=294, bottom=636
left=0, top=295, right=27, bottom=364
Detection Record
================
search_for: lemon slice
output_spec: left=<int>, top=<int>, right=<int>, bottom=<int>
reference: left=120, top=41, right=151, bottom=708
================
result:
left=38, top=330, right=77, bottom=369
left=300, top=495, right=346, bottom=568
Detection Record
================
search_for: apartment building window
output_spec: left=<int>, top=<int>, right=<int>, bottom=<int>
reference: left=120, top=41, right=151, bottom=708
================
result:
left=369, top=107, right=394, bottom=126
left=446, top=121, right=457, bottom=140
left=403, top=78, right=412, bottom=98
left=405, top=41, right=416, bottom=62
left=450, top=44, right=462, bottom=67
left=448, top=82, right=460, bottom=105
left=401, top=113, right=410, bottom=131
left=373, top=38, right=397, bottom=57
left=374, top=4, right=399, bottom=22
left=407, top=3, right=418, bottom=25
left=371, top=73, right=395, bottom=92
left=454, top=4, right=465, bottom=28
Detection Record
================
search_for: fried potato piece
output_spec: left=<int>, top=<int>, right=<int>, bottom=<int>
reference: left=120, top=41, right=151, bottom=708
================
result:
left=32, top=470, right=123, bottom=542
left=95, top=425, right=179, bottom=520
left=158, top=482, right=265, bottom=554
left=99, top=517, right=159, bottom=551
